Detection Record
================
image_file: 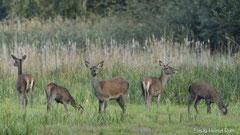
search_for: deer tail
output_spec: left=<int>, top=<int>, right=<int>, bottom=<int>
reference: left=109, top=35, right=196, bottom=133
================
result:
left=45, top=86, right=52, bottom=100
left=25, top=78, right=34, bottom=92
left=143, top=81, right=150, bottom=100
left=26, top=79, right=30, bottom=90
left=30, top=80, right=34, bottom=91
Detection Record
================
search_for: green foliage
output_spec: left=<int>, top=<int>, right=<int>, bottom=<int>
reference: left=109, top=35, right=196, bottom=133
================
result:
left=0, top=0, right=7, bottom=20
left=1, top=0, right=240, bottom=49
left=2, top=0, right=86, bottom=19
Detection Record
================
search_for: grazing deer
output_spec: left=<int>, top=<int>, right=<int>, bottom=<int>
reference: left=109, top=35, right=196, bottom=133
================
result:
left=141, top=60, right=177, bottom=109
left=45, top=83, right=84, bottom=114
left=85, top=61, right=129, bottom=118
left=188, top=82, right=229, bottom=115
left=11, top=55, right=35, bottom=108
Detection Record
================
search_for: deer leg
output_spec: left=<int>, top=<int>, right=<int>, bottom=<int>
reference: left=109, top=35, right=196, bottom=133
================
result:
left=205, top=99, right=211, bottom=114
left=30, top=91, right=33, bottom=108
left=117, top=95, right=126, bottom=119
left=188, top=94, right=196, bottom=114
left=122, top=95, right=126, bottom=117
left=47, top=96, right=52, bottom=112
left=17, top=91, right=21, bottom=109
left=63, top=101, right=68, bottom=114
left=157, top=94, right=161, bottom=108
left=146, top=95, right=152, bottom=110
left=144, top=90, right=148, bottom=104
left=141, top=83, right=146, bottom=103
left=55, top=102, right=59, bottom=110
left=104, top=100, right=109, bottom=112
left=30, top=82, right=35, bottom=108
left=20, top=86, right=25, bottom=108
left=22, top=93, right=25, bottom=108
left=99, top=100, right=103, bottom=113
left=194, top=97, right=201, bottom=113
left=23, top=92, right=28, bottom=108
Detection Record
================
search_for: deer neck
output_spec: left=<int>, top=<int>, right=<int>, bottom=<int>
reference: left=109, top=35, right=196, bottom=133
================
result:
left=159, top=70, right=168, bottom=87
left=17, top=63, right=23, bottom=76
left=92, top=75, right=101, bottom=92
left=214, top=98, right=225, bottom=111
left=70, top=98, right=77, bottom=109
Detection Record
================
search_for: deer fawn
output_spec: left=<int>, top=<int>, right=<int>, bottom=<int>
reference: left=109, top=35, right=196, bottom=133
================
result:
left=11, top=55, right=35, bottom=108
left=188, top=82, right=229, bottom=115
left=85, top=61, right=129, bottom=118
left=141, top=60, right=177, bottom=109
left=45, top=83, right=84, bottom=114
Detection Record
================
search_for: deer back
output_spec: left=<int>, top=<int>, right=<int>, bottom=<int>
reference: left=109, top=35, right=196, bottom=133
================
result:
left=189, top=82, right=220, bottom=99
left=98, top=77, right=129, bottom=98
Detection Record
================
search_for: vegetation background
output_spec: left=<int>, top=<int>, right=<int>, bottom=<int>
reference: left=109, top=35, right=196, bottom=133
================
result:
left=0, top=0, right=240, bottom=134
left=0, top=0, right=240, bottom=50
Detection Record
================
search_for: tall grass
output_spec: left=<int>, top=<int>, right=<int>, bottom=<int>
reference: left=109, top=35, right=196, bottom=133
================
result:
left=0, top=19, right=239, bottom=105
left=0, top=34, right=239, bottom=105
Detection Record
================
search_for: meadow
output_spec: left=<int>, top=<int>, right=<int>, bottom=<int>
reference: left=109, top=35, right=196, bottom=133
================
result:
left=0, top=20, right=240, bottom=135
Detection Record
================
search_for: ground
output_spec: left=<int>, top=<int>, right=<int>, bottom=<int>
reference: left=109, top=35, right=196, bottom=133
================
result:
left=0, top=99, right=239, bottom=135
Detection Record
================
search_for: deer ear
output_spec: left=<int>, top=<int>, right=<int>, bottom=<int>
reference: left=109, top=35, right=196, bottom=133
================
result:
left=11, top=55, right=17, bottom=60
left=22, top=55, right=26, bottom=61
left=159, top=60, right=164, bottom=67
left=79, top=104, right=84, bottom=110
left=79, top=104, right=84, bottom=114
left=85, top=60, right=91, bottom=68
left=166, top=62, right=172, bottom=66
left=97, top=61, right=104, bottom=69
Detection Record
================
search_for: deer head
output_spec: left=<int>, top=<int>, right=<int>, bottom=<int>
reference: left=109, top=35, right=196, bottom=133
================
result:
left=221, top=103, right=229, bottom=115
left=11, top=55, right=26, bottom=67
left=85, top=61, right=104, bottom=76
left=77, top=104, right=84, bottom=114
left=159, top=60, right=177, bottom=75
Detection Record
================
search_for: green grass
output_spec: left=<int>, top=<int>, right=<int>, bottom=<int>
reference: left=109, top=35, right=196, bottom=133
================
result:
left=0, top=98, right=240, bottom=135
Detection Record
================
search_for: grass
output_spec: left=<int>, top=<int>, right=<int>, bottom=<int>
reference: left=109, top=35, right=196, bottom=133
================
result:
left=0, top=98, right=240, bottom=135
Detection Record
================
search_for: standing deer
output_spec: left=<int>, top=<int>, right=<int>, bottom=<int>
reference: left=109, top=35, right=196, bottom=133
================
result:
left=141, top=60, right=177, bottom=109
left=11, top=55, right=35, bottom=108
left=45, top=83, right=84, bottom=114
left=85, top=61, right=129, bottom=118
left=188, top=82, right=229, bottom=115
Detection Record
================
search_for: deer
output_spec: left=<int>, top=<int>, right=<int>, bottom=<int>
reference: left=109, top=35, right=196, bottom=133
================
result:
left=85, top=61, right=129, bottom=119
left=45, top=83, right=84, bottom=114
left=11, top=55, right=35, bottom=108
left=188, top=82, right=229, bottom=115
left=140, top=60, right=177, bottom=109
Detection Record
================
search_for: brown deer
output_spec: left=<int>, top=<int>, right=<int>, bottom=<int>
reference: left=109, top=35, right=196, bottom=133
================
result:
left=11, top=55, right=35, bottom=108
left=45, top=83, right=84, bottom=114
left=85, top=61, right=129, bottom=118
left=188, top=82, right=229, bottom=115
left=141, top=60, right=177, bottom=109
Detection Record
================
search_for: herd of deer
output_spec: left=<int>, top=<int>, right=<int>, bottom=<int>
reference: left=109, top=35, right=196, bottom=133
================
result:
left=11, top=54, right=229, bottom=119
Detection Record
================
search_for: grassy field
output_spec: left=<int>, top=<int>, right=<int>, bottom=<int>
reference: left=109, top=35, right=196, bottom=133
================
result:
left=0, top=20, right=240, bottom=135
left=0, top=98, right=240, bottom=135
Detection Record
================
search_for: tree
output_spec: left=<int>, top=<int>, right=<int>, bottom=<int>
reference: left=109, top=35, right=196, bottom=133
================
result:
left=0, top=0, right=7, bottom=20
